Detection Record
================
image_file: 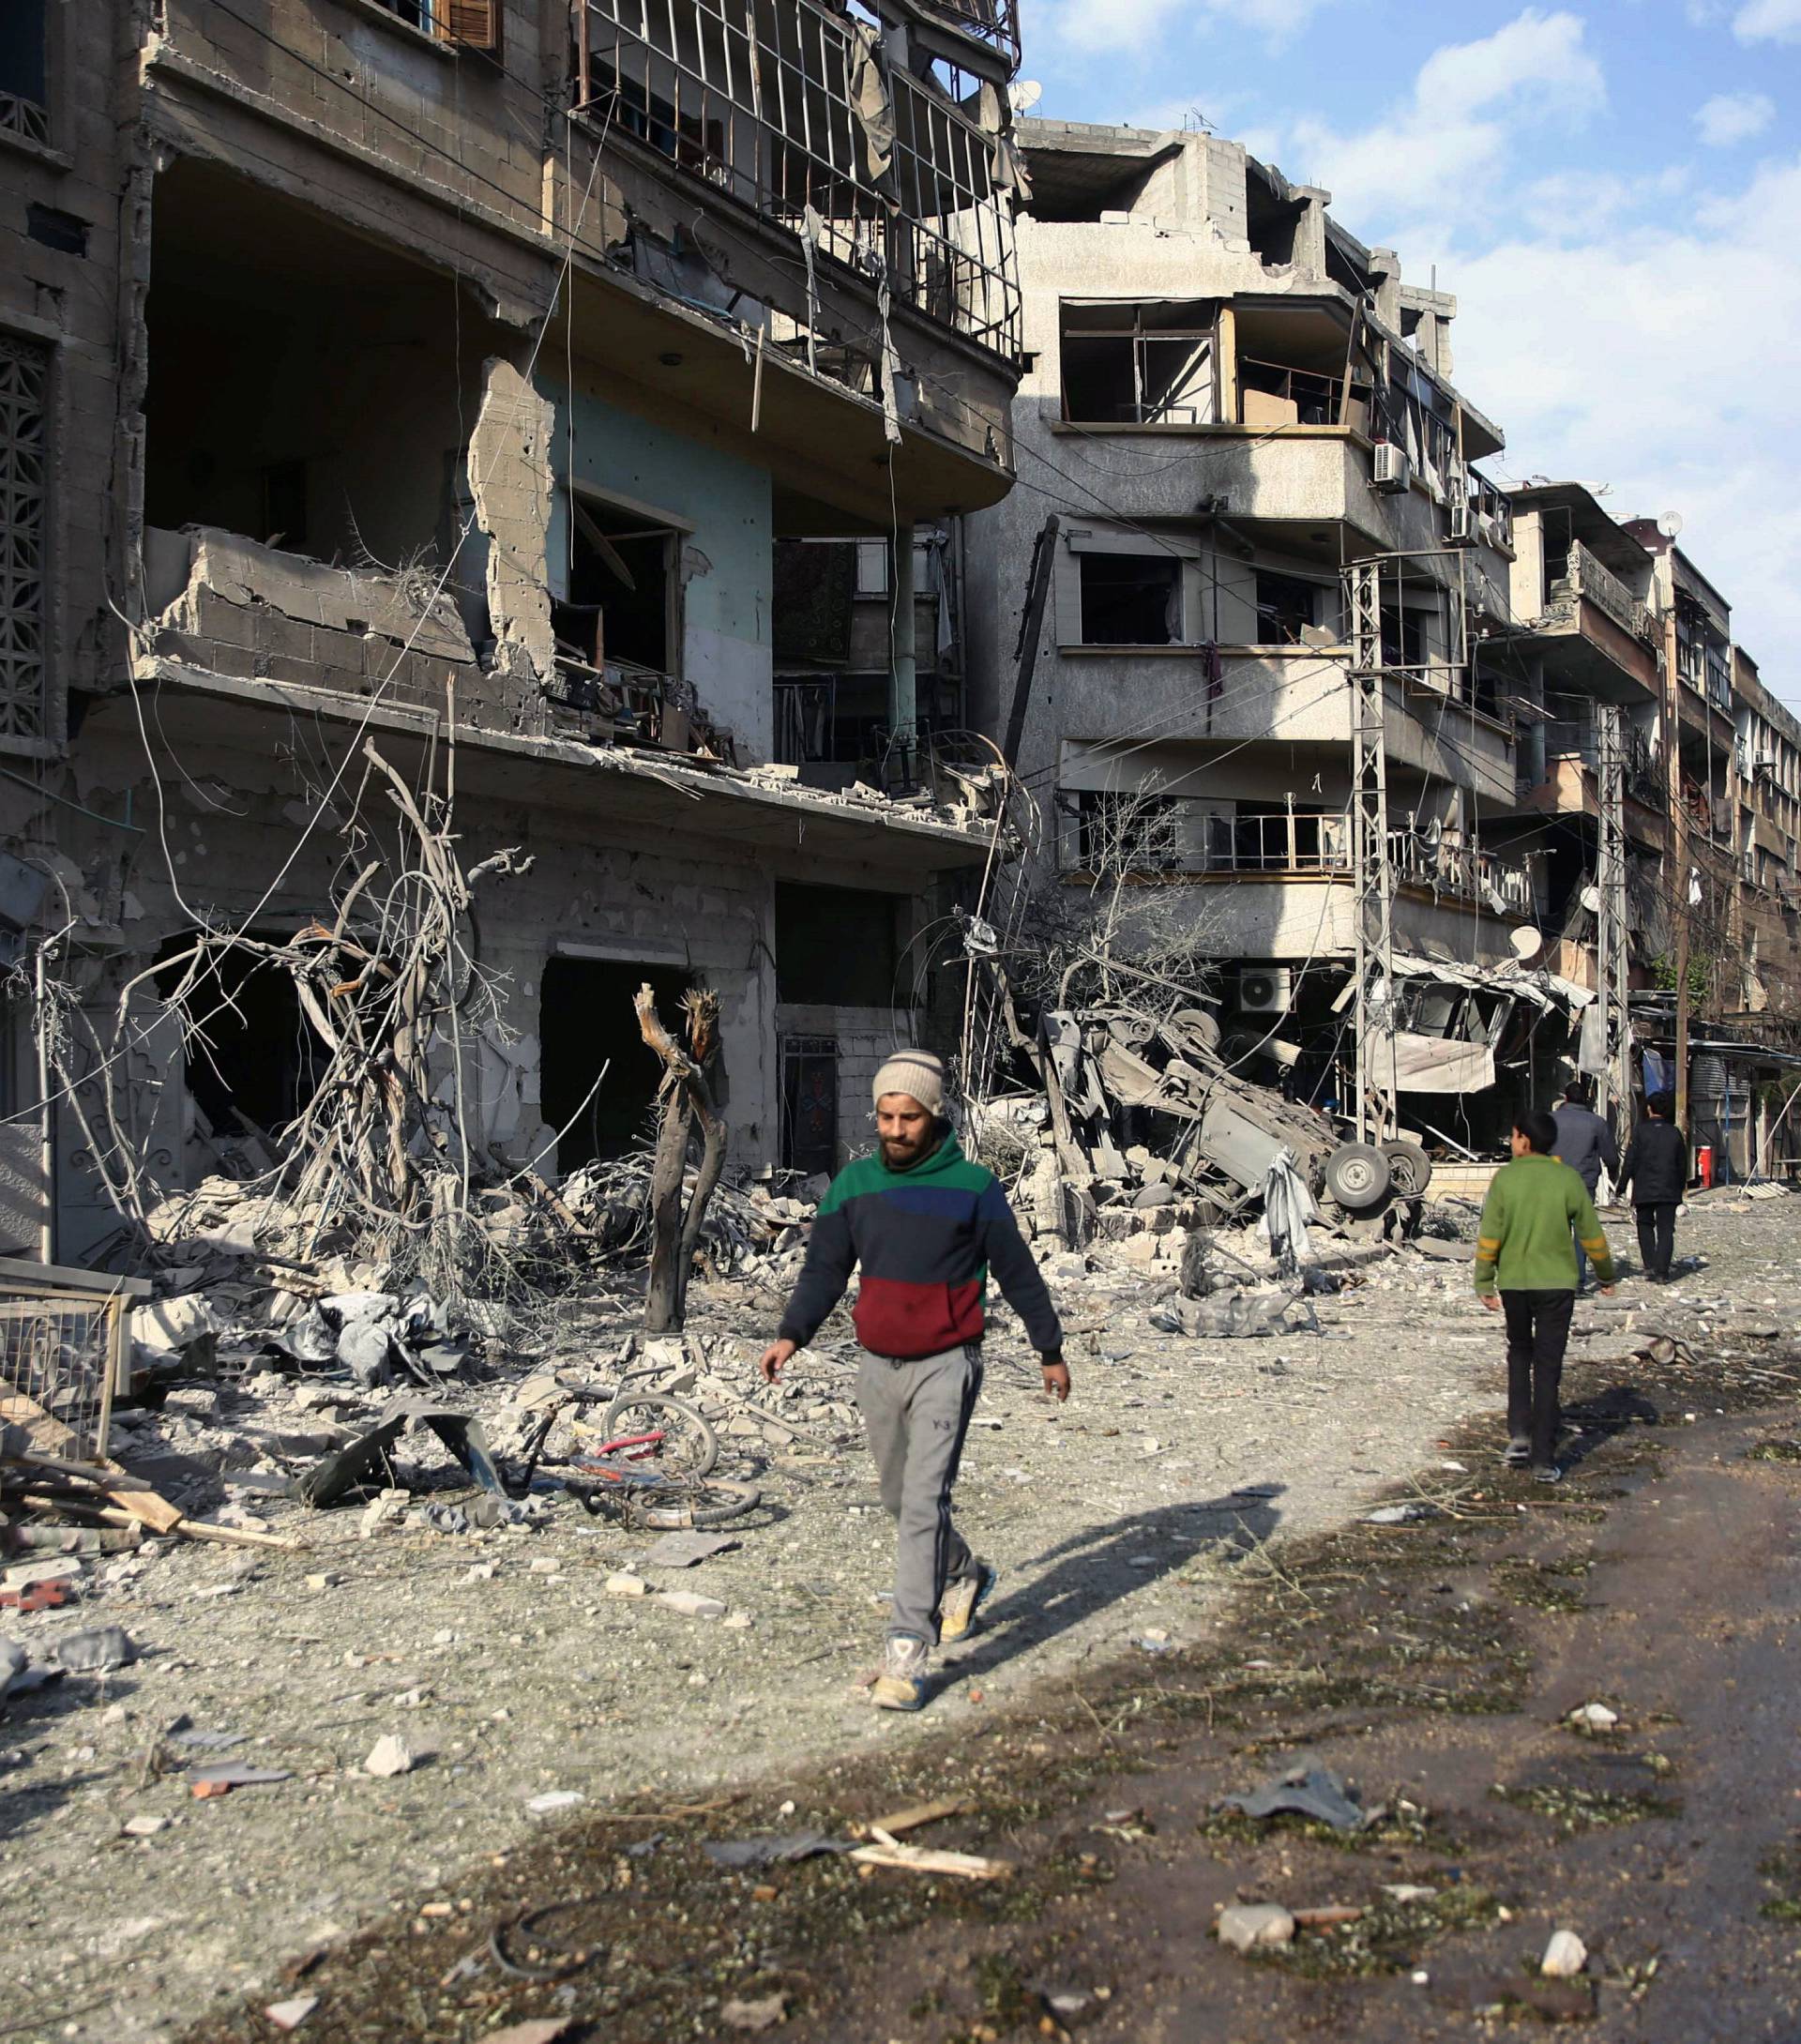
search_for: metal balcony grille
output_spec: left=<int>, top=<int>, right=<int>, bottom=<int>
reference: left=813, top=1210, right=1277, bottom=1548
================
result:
left=576, top=0, right=1021, bottom=356
left=0, top=335, right=48, bottom=744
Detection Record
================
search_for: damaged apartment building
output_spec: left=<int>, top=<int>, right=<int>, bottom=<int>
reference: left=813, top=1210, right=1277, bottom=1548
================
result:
left=0, top=0, right=1030, bottom=1258
left=963, top=119, right=1566, bottom=1145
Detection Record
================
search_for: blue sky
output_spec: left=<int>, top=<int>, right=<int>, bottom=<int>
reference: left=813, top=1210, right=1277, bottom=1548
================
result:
left=1021, top=2, right=1801, bottom=704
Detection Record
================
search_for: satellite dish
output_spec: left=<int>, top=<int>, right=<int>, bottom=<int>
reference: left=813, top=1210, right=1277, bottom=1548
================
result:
left=1580, top=884, right=1602, bottom=916
left=1657, top=512, right=1685, bottom=539
left=1009, top=80, right=1043, bottom=114
left=1510, top=925, right=1544, bottom=962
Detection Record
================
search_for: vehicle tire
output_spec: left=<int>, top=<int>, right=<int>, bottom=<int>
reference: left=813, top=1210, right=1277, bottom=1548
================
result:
left=598, top=1395, right=719, bottom=1478
left=637, top=1478, right=763, bottom=1531
left=1380, top=1139, right=1433, bottom=1199
left=1324, top=1141, right=1392, bottom=1211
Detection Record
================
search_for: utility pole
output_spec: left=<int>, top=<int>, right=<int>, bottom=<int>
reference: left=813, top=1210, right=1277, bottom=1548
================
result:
left=1664, top=606, right=1690, bottom=1131
left=1595, top=704, right=1631, bottom=1131
left=1346, top=559, right=1396, bottom=1143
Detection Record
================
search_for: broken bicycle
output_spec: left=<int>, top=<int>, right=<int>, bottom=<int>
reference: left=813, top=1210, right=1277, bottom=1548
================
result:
left=503, top=1371, right=761, bottom=1529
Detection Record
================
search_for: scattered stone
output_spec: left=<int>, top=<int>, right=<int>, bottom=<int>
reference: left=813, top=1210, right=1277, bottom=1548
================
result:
left=656, top=1589, right=728, bottom=1619
left=525, top=1790, right=583, bottom=1813
left=359, top=1490, right=409, bottom=1538
left=605, top=1572, right=649, bottom=1597
left=720, top=1991, right=788, bottom=2031
left=722, top=1611, right=753, bottom=1629
left=264, top=1996, right=320, bottom=2031
left=48, top=1625, right=138, bottom=1673
left=1571, top=1702, right=1619, bottom=1730
left=122, top=1814, right=168, bottom=1837
left=363, top=1734, right=416, bottom=1779
left=527, top=1556, right=561, bottom=1575
left=1217, top=1902, right=1296, bottom=1952
left=1541, top=1929, right=1588, bottom=1978
left=303, top=1572, right=341, bottom=1592
left=643, top=1531, right=740, bottom=1569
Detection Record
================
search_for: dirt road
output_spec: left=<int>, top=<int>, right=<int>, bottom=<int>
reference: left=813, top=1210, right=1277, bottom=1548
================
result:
left=6, top=1189, right=1801, bottom=2041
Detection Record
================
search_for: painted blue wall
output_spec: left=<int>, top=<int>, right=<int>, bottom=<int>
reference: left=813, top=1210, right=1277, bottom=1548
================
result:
left=542, top=368, right=773, bottom=759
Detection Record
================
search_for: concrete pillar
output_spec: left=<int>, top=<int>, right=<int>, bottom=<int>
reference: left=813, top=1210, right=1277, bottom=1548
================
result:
left=889, top=526, right=916, bottom=781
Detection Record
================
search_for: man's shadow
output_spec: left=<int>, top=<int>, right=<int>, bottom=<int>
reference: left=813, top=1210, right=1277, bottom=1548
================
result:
left=1559, top=1382, right=1660, bottom=1472
left=944, top=1487, right=1285, bottom=1684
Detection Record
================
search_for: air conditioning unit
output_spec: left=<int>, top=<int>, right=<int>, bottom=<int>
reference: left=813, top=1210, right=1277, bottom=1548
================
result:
left=1446, top=499, right=1475, bottom=545
left=1237, top=964, right=1294, bottom=1015
left=1372, top=443, right=1413, bottom=494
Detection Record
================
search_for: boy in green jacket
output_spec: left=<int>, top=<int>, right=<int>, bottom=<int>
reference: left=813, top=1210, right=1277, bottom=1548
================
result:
left=1474, top=1110, right=1616, bottom=1482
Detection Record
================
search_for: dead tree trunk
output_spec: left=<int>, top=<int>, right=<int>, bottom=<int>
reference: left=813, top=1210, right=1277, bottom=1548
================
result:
left=634, top=984, right=727, bottom=1333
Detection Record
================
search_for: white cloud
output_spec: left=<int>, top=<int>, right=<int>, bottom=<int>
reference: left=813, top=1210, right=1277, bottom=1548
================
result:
left=1735, top=0, right=1801, bottom=41
left=1281, top=11, right=1605, bottom=230
left=1449, top=156, right=1801, bottom=678
left=1695, top=90, right=1776, bottom=144
left=1045, top=0, right=1336, bottom=59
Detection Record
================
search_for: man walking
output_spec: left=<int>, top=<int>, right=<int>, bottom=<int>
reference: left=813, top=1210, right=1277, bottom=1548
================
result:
left=1475, top=1111, right=1616, bottom=1482
left=1551, top=1082, right=1619, bottom=1292
left=1617, top=1091, right=1687, bottom=1282
left=761, top=1051, right=1067, bottom=1712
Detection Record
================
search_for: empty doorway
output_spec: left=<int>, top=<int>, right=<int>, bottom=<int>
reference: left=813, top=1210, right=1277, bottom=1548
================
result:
left=538, top=956, right=692, bottom=1172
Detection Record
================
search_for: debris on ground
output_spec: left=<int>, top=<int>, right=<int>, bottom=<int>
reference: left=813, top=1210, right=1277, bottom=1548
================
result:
left=1217, top=1901, right=1298, bottom=1951
left=1541, top=1928, right=1589, bottom=1977
left=1220, top=1763, right=1370, bottom=1832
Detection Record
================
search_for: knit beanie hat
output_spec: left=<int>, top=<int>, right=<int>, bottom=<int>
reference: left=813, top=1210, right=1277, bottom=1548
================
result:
left=872, top=1050, right=946, bottom=1115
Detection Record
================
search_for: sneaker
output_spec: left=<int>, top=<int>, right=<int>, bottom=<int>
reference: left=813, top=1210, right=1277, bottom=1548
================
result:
left=1531, top=1462, right=1565, bottom=1485
left=871, top=1634, right=930, bottom=1712
left=1503, top=1438, right=1531, bottom=1467
left=939, top=1562, right=997, bottom=1643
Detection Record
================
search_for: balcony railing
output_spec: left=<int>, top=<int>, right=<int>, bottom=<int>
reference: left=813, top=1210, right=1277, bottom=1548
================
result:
left=574, top=0, right=1022, bottom=357
left=1550, top=542, right=1658, bottom=650
left=1392, top=831, right=1535, bottom=916
left=1199, top=812, right=1351, bottom=873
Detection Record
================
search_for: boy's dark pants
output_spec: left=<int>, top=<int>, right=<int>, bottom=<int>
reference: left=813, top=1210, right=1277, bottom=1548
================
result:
left=1501, top=1289, right=1575, bottom=1465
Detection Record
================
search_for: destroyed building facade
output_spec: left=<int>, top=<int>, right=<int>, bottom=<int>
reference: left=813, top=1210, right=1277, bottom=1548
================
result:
left=961, top=120, right=1549, bottom=1128
left=0, top=0, right=1028, bottom=1258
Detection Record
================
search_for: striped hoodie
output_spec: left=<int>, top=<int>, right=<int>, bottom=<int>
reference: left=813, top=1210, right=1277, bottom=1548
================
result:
left=777, top=1130, right=1064, bottom=1360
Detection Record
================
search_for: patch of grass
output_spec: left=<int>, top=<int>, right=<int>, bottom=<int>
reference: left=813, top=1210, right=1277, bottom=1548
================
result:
left=1758, top=1840, right=1801, bottom=1921
left=1747, top=1438, right=1801, bottom=1464
left=1491, top=1560, right=1594, bottom=1613
left=1491, top=1781, right=1681, bottom=1833
left=1256, top=1884, right=1505, bottom=1979
left=1199, top=1796, right=1450, bottom=1856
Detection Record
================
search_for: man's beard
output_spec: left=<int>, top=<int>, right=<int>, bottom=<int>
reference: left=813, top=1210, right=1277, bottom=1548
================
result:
left=881, top=1131, right=931, bottom=1167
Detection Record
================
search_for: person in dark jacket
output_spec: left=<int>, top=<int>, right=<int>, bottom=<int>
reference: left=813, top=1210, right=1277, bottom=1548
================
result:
left=1552, top=1083, right=1620, bottom=1291
left=761, top=1051, right=1067, bottom=1711
left=1617, top=1092, right=1688, bottom=1281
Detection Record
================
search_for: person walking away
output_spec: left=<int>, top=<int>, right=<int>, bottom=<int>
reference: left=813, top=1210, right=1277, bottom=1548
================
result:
left=1617, top=1091, right=1687, bottom=1282
left=760, top=1052, right=1067, bottom=1712
left=1475, top=1111, right=1616, bottom=1482
left=1551, top=1082, right=1619, bottom=1292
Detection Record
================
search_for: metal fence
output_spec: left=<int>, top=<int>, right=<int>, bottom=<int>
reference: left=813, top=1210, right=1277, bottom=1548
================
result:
left=0, top=1281, right=124, bottom=1464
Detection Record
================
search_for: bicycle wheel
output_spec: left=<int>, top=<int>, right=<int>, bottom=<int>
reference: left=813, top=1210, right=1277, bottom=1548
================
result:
left=598, top=1394, right=719, bottom=1478
left=635, top=1478, right=763, bottom=1531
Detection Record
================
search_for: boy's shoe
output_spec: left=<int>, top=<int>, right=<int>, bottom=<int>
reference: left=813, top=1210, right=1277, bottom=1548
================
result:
left=872, top=1634, right=930, bottom=1712
left=1531, top=1462, right=1565, bottom=1485
left=939, top=1562, right=998, bottom=1643
left=1503, top=1437, right=1531, bottom=1467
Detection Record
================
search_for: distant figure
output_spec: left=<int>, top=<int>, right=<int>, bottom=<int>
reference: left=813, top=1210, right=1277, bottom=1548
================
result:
left=1617, top=1091, right=1688, bottom=1283
left=1474, top=1111, right=1616, bottom=1483
left=1552, top=1082, right=1620, bottom=1292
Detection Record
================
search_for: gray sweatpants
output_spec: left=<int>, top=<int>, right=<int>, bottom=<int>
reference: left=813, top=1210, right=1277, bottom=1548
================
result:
left=857, top=1342, right=983, bottom=1645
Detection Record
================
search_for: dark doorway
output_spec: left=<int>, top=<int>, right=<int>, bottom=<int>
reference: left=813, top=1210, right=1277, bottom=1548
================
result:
left=539, top=956, right=691, bottom=1172
left=154, top=935, right=325, bottom=1140
left=780, top=1035, right=839, bottom=1175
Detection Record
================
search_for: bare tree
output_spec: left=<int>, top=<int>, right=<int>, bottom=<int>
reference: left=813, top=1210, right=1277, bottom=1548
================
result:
left=633, top=984, right=727, bottom=1333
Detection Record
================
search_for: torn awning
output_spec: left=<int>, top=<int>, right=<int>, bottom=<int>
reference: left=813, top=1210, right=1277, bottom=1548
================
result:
left=1360, top=1031, right=1497, bottom=1095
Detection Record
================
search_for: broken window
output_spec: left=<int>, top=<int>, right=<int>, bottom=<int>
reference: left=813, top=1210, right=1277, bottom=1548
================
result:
left=155, top=937, right=329, bottom=1146
left=775, top=883, right=899, bottom=1007
left=1253, top=570, right=1321, bottom=645
left=1380, top=603, right=1427, bottom=671
left=1060, top=302, right=1217, bottom=425
left=553, top=492, right=678, bottom=677
left=1078, top=552, right=1181, bottom=645
left=0, top=335, right=48, bottom=745
left=1239, top=357, right=1343, bottom=429
left=0, top=0, right=48, bottom=146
